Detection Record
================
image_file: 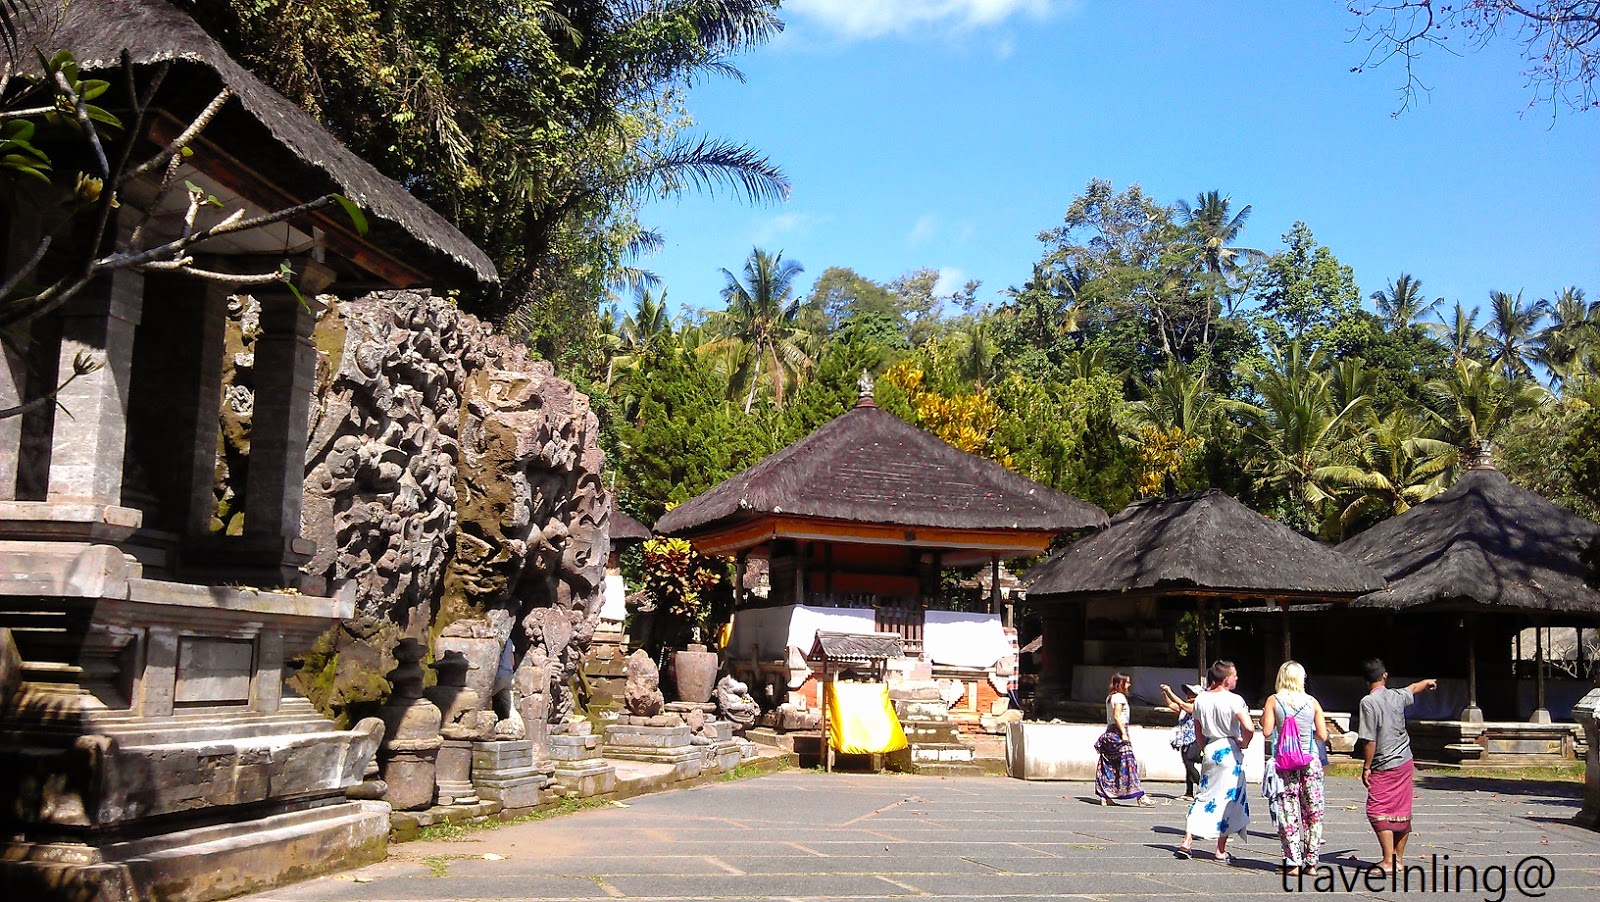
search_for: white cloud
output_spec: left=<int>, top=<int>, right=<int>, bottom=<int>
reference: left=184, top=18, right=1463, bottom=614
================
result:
left=933, top=267, right=969, bottom=297
left=907, top=214, right=940, bottom=246
left=786, top=0, right=1058, bottom=40
left=749, top=211, right=827, bottom=247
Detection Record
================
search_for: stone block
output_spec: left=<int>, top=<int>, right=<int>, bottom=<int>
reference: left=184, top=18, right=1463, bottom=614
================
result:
left=548, top=734, right=599, bottom=762
left=603, top=723, right=692, bottom=749
left=553, top=759, right=616, bottom=797
left=472, top=740, right=535, bottom=773
left=474, top=773, right=548, bottom=811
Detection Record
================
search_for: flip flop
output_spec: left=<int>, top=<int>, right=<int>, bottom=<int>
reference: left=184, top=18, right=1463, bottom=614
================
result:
left=1174, top=848, right=1192, bottom=860
left=1213, top=853, right=1237, bottom=866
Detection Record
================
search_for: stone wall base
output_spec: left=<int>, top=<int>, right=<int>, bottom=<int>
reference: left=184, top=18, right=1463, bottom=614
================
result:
left=0, top=800, right=389, bottom=902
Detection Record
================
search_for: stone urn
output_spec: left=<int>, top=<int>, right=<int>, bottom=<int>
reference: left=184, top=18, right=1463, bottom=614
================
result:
left=671, top=644, right=719, bottom=704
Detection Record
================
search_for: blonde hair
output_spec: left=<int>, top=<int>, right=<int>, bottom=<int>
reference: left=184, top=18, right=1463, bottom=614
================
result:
left=1276, top=660, right=1306, bottom=694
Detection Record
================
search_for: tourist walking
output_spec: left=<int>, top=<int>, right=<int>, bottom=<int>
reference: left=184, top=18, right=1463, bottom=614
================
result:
left=1096, top=673, right=1154, bottom=806
left=1177, top=660, right=1254, bottom=864
left=1160, top=682, right=1203, bottom=799
left=1260, top=661, right=1328, bottom=875
left=1357, top=657, right=1436, bottom=875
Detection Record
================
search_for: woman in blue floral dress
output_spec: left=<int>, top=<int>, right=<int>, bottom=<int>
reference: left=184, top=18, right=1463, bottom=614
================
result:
left=1177, top=660, right=1254, bottom=864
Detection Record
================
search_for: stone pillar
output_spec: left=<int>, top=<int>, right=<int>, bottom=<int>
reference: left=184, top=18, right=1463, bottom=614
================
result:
left=1574, top=689, right=1600, bottom=830
left=378, top=639, right=442, bottom=811
left=46, top=266, right=143, bottom=505
left=181, top=281, right=228, bottom=538
left=243, top=291, right=317, bottom=544
left=0, top=337, right=24, bottom=499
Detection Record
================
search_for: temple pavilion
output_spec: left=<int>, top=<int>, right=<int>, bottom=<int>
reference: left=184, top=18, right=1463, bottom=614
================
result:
left=654, top=377, right=1106, bottom=724
left=1328, top=460, right=1600, bottom=764
left=1021, top=488, right=1386, bottom=717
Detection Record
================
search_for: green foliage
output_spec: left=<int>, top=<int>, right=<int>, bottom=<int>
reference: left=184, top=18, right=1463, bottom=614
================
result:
left=186, top=1, right=789, bottom=348
left=641, top=536, right=722, bottom=643
left=1252, top=222, right=1363, bottom=356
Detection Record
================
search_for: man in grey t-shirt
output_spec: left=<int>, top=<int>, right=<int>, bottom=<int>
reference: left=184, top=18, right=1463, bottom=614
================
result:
left=1356, top=657, right=1436, bottom=876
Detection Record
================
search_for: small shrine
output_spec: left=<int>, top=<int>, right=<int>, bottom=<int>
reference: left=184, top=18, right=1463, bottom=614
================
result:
left=655, top=375, right=1106, bottom=758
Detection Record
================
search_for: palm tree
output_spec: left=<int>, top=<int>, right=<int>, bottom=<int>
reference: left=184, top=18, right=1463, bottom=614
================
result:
left=1131, top=360, right=1215, bottom=436
left=1370, top=273, right=1441, bottom=331
left=1229, top=343, right=1370, bottom=531
left=1483, top=290, right=1548, bottom=382
left=701, top=247, right=813, bottom=413
left=1427, top=301, right=1487, bottom=363
left=1534, top=287, right=1598, bottom=390
left=1418, top=357, right=1547, bottom=466
left=1316, top=410, right=1455, bottom=534
left=604, top=288, right=674, bottom=386
left=951, top=320, right=1001, bottom=388
left=1175, top=190, right=1264, bottom=279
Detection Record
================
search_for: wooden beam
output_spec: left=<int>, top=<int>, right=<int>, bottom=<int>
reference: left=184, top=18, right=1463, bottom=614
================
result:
left=146, top=114, right=432, bottom=289
left=680, top=513, right=1056, bottom=559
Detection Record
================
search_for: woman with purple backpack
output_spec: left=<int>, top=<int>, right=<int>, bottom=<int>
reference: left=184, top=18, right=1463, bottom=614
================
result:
left=1260, top=661, right=1329, bottom=876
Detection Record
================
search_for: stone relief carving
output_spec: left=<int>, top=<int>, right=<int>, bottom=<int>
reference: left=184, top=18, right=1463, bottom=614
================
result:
left=262, top=290, right=609, bottom=756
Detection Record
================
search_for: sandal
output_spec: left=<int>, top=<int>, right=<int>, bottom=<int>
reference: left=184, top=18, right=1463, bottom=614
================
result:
left=1136, top=797, right=1156, bottom=807
left=1174, top=847, right=1192, bottom=860
left=1213, top=853, right=1237, bottom=866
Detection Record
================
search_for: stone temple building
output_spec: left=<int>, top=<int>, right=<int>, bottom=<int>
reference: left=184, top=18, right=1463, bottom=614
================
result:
left=0, top=2, right=506, bottom=899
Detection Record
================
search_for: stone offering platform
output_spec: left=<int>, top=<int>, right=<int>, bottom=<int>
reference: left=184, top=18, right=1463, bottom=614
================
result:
left=238, top=768, right=1599, bottom=902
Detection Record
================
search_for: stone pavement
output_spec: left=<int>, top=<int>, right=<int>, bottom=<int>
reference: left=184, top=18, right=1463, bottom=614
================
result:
left=242, top=771, right=1600, bottom=902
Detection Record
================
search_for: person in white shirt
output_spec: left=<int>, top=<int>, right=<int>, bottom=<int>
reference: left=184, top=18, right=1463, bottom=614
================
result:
left=1177, top=660, right=1255, bottom=865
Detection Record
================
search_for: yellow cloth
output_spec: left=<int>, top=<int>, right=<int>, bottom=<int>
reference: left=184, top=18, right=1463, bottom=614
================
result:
left=825, top=681, right=908, bottom=754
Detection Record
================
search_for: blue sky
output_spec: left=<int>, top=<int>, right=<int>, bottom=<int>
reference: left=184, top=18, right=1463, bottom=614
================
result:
left=636, top=1, right=1598, bottom=322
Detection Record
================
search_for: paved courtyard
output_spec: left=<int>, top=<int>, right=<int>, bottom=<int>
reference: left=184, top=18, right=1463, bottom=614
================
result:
left=246, top=771, right=1599, bottom=902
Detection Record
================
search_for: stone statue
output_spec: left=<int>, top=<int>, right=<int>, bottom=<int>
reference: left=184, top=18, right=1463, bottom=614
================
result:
left=715, top=674, right=759, bottom=730
left=623, top=650, right=664, bottom=716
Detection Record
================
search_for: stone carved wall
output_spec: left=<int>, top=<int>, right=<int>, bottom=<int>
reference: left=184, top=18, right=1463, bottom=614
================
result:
left=249, top=289, right=610, bottom=737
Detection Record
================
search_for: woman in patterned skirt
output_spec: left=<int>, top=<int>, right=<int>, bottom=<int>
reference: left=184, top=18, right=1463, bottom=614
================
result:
left=1261, top=661, right=1329, bottom=876
left=1178, top=660, right=1255, bottom=864
left=1096, top=673, right=1154, bottom=806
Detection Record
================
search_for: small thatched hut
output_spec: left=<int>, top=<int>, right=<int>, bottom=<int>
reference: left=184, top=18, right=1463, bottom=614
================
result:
left=1022, top=488, right=1384, bottom=713
left=1341, top=464, right=1600, bottom=723
left=657, top=380, right=1106, bottom=721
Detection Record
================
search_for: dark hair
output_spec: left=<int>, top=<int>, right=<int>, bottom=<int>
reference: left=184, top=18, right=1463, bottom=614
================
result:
left=1207, top=660, right=1235, bottom=687
left=1362, top=657, right=1387, bottom=684
left=1106, top=672, right=1131, bottom=699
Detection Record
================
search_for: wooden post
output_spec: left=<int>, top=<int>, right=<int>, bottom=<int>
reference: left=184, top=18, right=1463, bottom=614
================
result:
left=735, top=551, right=748, bottom=608
left=795, top=540, right=809, bottom=607
left=1462, top=614, right=1483, bottom=723
left=1279, top=598, right=1291, bottom=661
left=990, top=556, right=1002, bottom=618
left=1196, top=597, right=1209, bottom=687
left=821, top=664, right=832, bottom=773
left=824, top=543, right=835, bottom=600
left=1532, top=619, right=1551, bottom=723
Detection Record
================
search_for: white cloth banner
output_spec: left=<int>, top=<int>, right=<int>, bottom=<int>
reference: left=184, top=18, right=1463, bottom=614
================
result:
left=599, top=573, right=628, bottom=623
left=727, top=605, right=878, bottom=660
left=922, top=610, right=1009, bottom=670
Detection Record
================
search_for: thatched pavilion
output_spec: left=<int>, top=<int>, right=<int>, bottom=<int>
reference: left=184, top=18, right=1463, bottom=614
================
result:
left=1338, top=463, right=1600, bottom=732
left=1021, top=488, right=1385, bottom=716
left=655, top=379, right=1106, bottom=720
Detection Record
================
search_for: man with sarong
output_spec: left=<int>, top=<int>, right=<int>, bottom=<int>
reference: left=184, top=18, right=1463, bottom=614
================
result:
left=1357, top=657, right=1436, bottom=876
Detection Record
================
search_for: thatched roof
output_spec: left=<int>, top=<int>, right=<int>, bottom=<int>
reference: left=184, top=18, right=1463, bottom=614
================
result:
left=609, top=504, right=653, bottom=546
left=654, top=398, right=1107, bottom=536
left=1341, top=467, right=1600, bottom=614
left=1023, top=489, right=1385, bottom=602
left=807, top=631, right=904, bottom=664
left=25, top=0, right=496, bottom=291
